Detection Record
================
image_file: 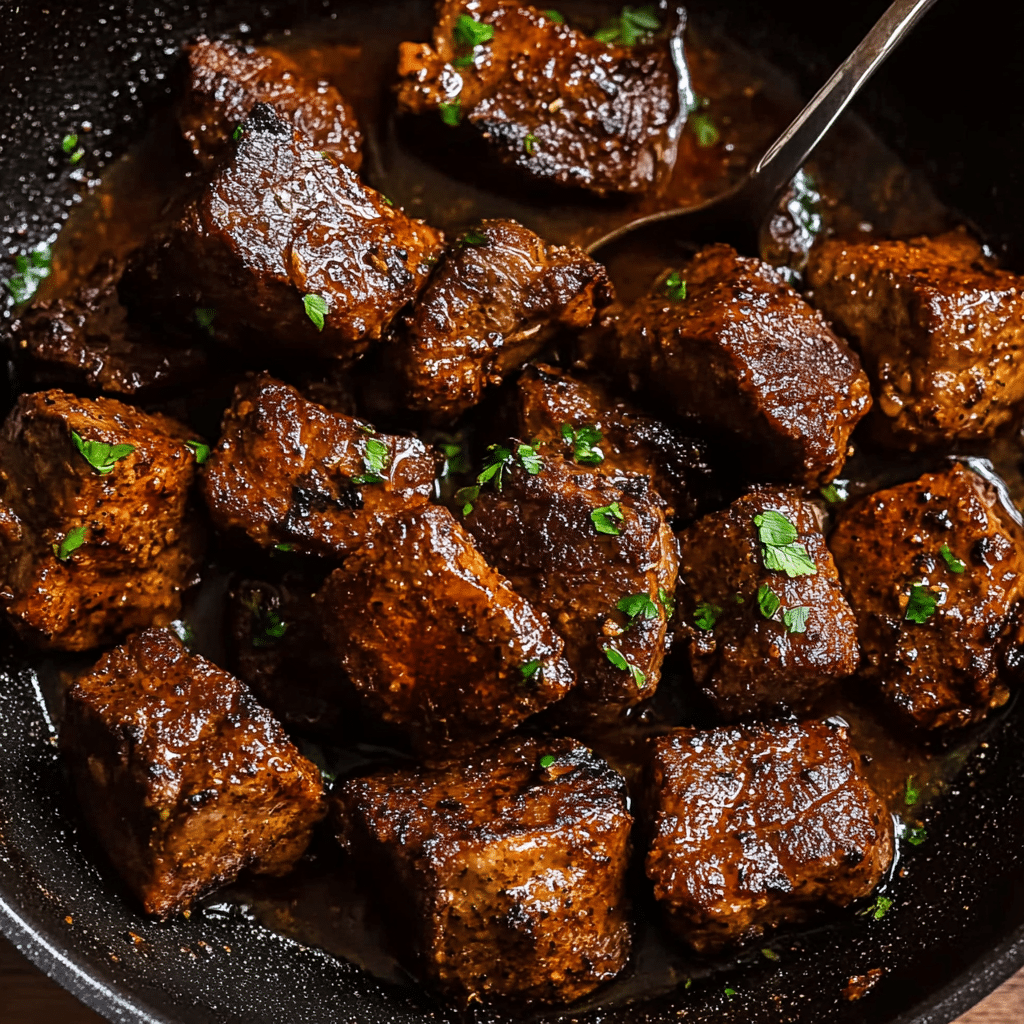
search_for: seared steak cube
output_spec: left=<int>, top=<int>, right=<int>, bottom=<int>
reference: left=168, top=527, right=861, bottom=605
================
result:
left=0, top=390, right=204, bottom=650
left=61, top=628, right=325, bottom=917
left=645, top=719, right=893, bottom=952
left=202, top=374, right=437, bottom=557
left=228, top=576, right=360, bottom=738
left=807, top=232, right=1024, bottom=445
left=316, top=504, right=575, bottom=756
left=397, top=1, right=689, bottom=196
left=334, top=735, right=632, bottom=1005
left=676, top=488, right=860, bottom=720
left=125, top=104, right=443, bottom=363
left=463, top=451, right=677, bottom=715
left=517, top=362, right=714, bottom=524
left=829, top=462, right=1024, bottom=731
left=179, top=36, right=363, bottom=171
left=393, top=220, right=611, bottom=422
left=604, top=244, right=872, bottom=486
left=9, top=257, right=207, bottom=397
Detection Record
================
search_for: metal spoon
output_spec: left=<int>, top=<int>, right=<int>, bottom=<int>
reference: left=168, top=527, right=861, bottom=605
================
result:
left=587, top=0, right=938, bottom=265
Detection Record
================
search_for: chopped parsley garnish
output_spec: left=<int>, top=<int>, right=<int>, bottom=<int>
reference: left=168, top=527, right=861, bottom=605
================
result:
left=940, top=543, right=966, bottom=574
left=53, top=525, right=87, bottom=562
left=905, top=776, right=920, bottom=806
left=691, top=112, right=720, bottom=147
left=452, top=53, right=476, bottom=67
left=761, top=948, right=779, bottom=962
left=617, top=592, right=658, bottom=625
left=539, top=754, right=555, bottom=768
left=560, top=423, right=604, bottom=465
left=905, top=826, right=928, bottom=846
left=303, top=293, right=328, bottom=331
left=545, top=9, right=565, bottom=22
left=658, top=587, right=676, bottom=619
left=352, top=437, right=389, bottom=485
left=4, top=244, right=52, bottom=305
left=460, top=228, right=488, bottom=246
left=62, top=133, right=85, bottom=163
left=456, top=485, right=480, bottom=515
left=520, top=659, right=542, bottom=681
left=453, top=13, right=495, bottom=48
left=594, top=5, right=660, bottom=46
left=905, top=584, right=938, bottom=624
left=171, top=619, right=197, bottom=648
left=251, top=603, right=289, bottom=648
left=439, top=441, right=469, bottom=476
left=457, top=441, right=541, bottom=513
left=194, top=307, right=216, bottom=336
left=274, top=543, right=295, bottom=553
left=604, top=645, right=646, bottom=688
left=663, top=271, right=687, bottom=302
left=693, top=600, right=721, bottom=631
left=381, top=195, right=395, bottom=207
left=516, top=442, right=543, bottom=475
left=862, top=895, right=893, bottom=920
left=724, top=986, right=736, bottom=999
left=820, top=482, right=846, bottom=504
left=757, top=584, right=780, bottom=619
left=591, top=501, right=624, bottom=536
left=783, top=605, right=810, bottom=634
left=185, top=440, right=211, bottom=464
left=71, top=432, right=135, bottom=474
left=754, top=510, right=817, bottom=578
left=439, top=98, right=463, bottom=126
left=478, top=445, right=514, bottom=489
left=524, top=133, right=538, bottom=155
left=232, top=123, right=245, bottom=141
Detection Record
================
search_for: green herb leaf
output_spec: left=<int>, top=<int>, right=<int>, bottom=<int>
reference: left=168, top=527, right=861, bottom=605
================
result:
left=905, top=584, right=938, bottom=624
left=757, top=584, right=780, bottom=619
left=783, top=605, right=810, bottom=634
left=545, top=9, right=565, bottom=22
left=603, top=645, right=646, bottom=688
left=71, top=432, right=135, bottom=474
left=232, top=123, right=245, bottom=141
left=691, top=112, right=720, bottom=147
left=905, top=776, right=920, bottom=806
left=53, top=525, right=87, bottom=562
left=194, top=307, right=216, bottom=336
left=516, top=442, right=543, bottom=475
left=440, top=441, right=469, bottom=476
left=453, top=13, right=495, bottom=48
left=460, top=228, right=487, bottom=246
left=439, top=98, right=463, bottom=126
left=761, top=948, right=779, bottom=962
left=561, top=423, right=604, bottom=465
left=754, top=510, right=798, bottom=546
left=303, top=293, right=328, bottom=331
left=663, top=271, right=687, bottom=302
left=478, top=444, right=513, bottom=488
left=251, top=602, right=289, bottom=648
left=185, top=440, right=211, bottom=464
left=820, top=483, right=845, bottom=504
left=939, top=543, right=966, bottom=574
left=524, top=133, right=538, bottom=155
left=451, top=53, right=476, bottom=67
left=617, top=592, right=659, bottom=624
left=539, top=753, right=555, bottom=768
left=755, top=510, right=817, bottom=578
left=62, top=133, right=79, bottom=153
left=724, top=987, right=736, bottom=998
left=364, top=438, right=389, bottom=477
left=591, top=501, right=624, bottom=536
left=520, top=659, right=542, bottom=681
left=905, top=826, right=928, bottom=846
left=274, top=543, right=295, bottom=553
left=455, top=484, right=480, bottom=515
left=693, top=600, right=722, bottom=631
left=594, top=4, right=661, bottom=45
left=658, top=587, right=676, bottom=619
left=4, top=243, right=52, bottom=305
left=863, top=895, right=893, bottom=921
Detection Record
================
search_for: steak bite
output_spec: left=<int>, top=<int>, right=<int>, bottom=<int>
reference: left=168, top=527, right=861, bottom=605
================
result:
left=829, top=462, right=1024, bottom=731
left=124, top=104, right=443, bottom=363
left=317, top=504, right=575, bottom=757
left=602, top=244, right=872, bottom=486
left=462, top=450, right=678, bottom=715
left=645, top=719, right=893, bottom=953
left=61, top=628, right=326, bottom=918
left=179, top=36, right=363, bottom=171
left=676, top=488, right=860, bottom=721
left=393, top=220, right=611, bottom=422
left=517, top=362, right=714, bottom=524
left=202, top=374, right=437, bottom=557
left=0, top=390, right=204, bottom=651
left=9, top=257, right=207, bottom=397
left=396, top=0, right=690, bottom=196
left=334, top=735, right=632, bottom=1005
left=807, top=232, right=1024, bottom=446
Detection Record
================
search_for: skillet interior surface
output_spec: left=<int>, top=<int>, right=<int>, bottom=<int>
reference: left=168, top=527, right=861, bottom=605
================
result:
left=1, top=1, right=1024, bottom=1022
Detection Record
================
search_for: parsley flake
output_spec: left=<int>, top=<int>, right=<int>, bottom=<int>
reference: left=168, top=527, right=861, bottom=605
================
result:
left=454, top=13, right=495, bottom=48
left=604, top=645, right=646, bottom=688
left=520, top=659, right=542, bottom=681
left=591, top=501, right=624, bottom=535
left=62, top=133, right=78, bottom=153
left=940, top=543, right=966, bottom=574
left=862, top=895, right=893, bottom=921
left=594, top=5, right=660, bottom=46
left=691, top=112, right=720, bottom=147
left=303, top=293, right=328, bottom=331
left=53, top=525, right=87, bottom=562
left=352, top=437, right=389, bottom=485
left=232, top=124, right=245, bottom=141
left=455, top=485, right=480, bottom=515
left=460, top=228, right=488, bottom=247
left=274, top=543, right=295, bottom=553
left=658, top=587, right=676, bottom=619
left=524, top=133, right=538, bottom=155
left=663, top=271, right=687, bottom=302
left=251, top=602, right=289, bottom=648
left=516, top=442, right=543, bottom=475
left=561, top=423, right=604, bottom=465
left=761, top=948, right=779, bottom=962
left=820, top=482, right=846, bottom=504
left=783, top=605, right=810, bottom=634
left=478, top=444, right=513, bottom=488
left=194, top=307, right=216, bottom=336
left=754, top=510, right=817, bottom=578
left=545, top=9, right=565, bottom=22
left=724, top=986, right=736, bottom=998
left=617, top=592, right=658, bottom=625
left=439, top=98, right=462, bottom=126
left=4, top=244, right=52, bottom=305
left=905, top=584, right=938, bottom=624
left=757, top=584, right=780, bottom=619
left=185, top=440, right=211, bottom=464
left=693, top=600, right=722, bottom=631
left=905, top=776, right=920, bottom=806
left=440, top=441, right=469, bottom=476
left=539, top=754, right=555, bottom=769
left=905, top=826, right=928, bottom=846
left=72, top=432, right=135, bottom=474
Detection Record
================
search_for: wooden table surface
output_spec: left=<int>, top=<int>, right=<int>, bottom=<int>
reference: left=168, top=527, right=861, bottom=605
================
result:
left=1, top=936, right=1022, bottom=1023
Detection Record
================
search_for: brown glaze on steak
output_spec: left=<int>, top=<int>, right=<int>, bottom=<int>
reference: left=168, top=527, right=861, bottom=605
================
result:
left=598, top=244, right=872, bottom=486
left=202, top=374, right=437, bottom=557
left=61, top=628, right=325, bottom=918
left=807, top=232, right=1024, bottom=446
left=393, top=220, right=611, bottom=422
left=334, top=735, right=632, bottom=1005
left=396, top=0, right=689, bottom=196
left=517, top=362, right=714, bottom=524
left=0, top=390, right=204, bottom=650
left=316, top=504, right=575, bottom=757
left=9, top=257, right=207, bottom=397
left=676, top=488, right=860, bottom=721
left=645, top=719, right=893, bottom=952
left=124, top=104, right=443, bottom=362
left=463, top=453, right=677, bottom=716
left=829, top=463, right=1024, bottom=731
left=179, top=36, right=363, bottom=171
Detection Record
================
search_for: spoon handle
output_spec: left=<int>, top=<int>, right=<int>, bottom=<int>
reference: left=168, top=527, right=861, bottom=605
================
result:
left=741, top=0, right=939, bottom=220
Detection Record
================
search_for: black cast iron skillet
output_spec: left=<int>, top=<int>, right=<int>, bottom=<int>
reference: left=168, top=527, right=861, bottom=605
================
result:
left=1, top=1, right=1024, bottom=1022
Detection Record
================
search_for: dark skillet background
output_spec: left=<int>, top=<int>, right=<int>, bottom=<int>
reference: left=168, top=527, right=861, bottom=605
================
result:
left=0, top=1, right=1023, bottom=1022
